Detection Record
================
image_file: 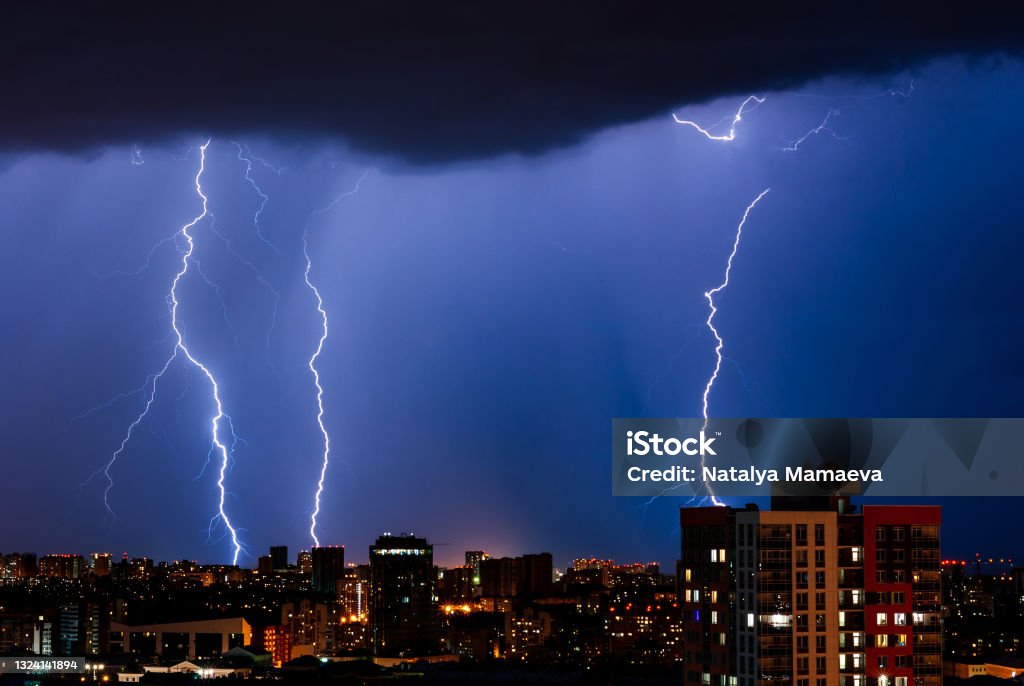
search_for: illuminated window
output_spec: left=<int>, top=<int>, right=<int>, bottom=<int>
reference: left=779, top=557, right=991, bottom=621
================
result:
left=894, top=612, right=907, bottom=626
left=685, top=568, right=692, bottom=582
left=876, top=612, right=887, bottom=626
left=876, top=634, right=887, bottom=647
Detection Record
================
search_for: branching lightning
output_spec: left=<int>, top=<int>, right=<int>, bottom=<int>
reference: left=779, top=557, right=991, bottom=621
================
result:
left=233, top=142, right=283, bottom=255
left=638, top=190, right=770, bottom=514
left=783, top=108, right=847, bottom=152
left=304, top=169, right=372, bottom=548
left=207, top=147, right=284, bottom=373
left=643, top=79, right=915, bottom=517
left=701, top=190, right=770, bottom=417
left=162, top=141, right=245, bottom=563
left=689, top=189, right=771, bottom=506
left=637, top=97, right=772, bottom=514
left=81, top=141, right=245, bottom=563
left=673, top=95, right=765, bottom=141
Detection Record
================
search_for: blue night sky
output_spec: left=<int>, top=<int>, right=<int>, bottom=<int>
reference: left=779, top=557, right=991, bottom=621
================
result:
left=1, top=57, right=1022, bottom=569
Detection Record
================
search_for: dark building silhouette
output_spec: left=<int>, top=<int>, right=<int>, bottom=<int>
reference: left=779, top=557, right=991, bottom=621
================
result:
left=369, top=534, right=438, bottom=657
left=519, top=553, right=553, bottom=596
left=480, top=553, right=553, bottom=598
left=38, top=554, right=86, bottom=579
left=440, top=566, right=475, bottom=603
left=480, top=557, right=519, bottom=598
left=58, top=600, right=109, bottom=655
left=91, top=553, right=111, bottom=577
left=311, top=546, right=345, bottom=595
left=1, top=552, right=38, bottom=578
left=270, top=545, right=289, bottom=571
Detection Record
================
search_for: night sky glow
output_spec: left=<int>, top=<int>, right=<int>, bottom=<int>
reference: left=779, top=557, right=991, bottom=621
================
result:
left=2, top=56, right=1024, bottom=568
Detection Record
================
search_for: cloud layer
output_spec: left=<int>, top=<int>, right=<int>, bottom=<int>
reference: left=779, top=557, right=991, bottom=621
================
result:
left=4, top=1, right=1023, bottom=162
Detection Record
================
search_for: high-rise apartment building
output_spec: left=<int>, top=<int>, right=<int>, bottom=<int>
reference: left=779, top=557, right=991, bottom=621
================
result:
left=311, top=546, right=345, bottom=595
left=269, top=546, right=289, bottom=571
left=38, top=554, right=87, bottom=579
left=369, top=534, right=438, bottom=657
left=680, top=497, right=941, bottom=686
left=91, top=553, right=111, bottom=577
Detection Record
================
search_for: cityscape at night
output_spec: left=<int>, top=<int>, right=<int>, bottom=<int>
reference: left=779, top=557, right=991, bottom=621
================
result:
left=4, top=2, right=1024, bottom=684
left=2, top=498, right=1024, bottom=684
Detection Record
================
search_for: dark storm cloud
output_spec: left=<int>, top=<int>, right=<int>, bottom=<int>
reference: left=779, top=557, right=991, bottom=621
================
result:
left=4, top=0, right=1024, bottom=163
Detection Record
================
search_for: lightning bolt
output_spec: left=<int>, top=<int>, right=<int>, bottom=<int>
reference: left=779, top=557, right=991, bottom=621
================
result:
left=165, top=141, right=245, bottom=563
left=638, top=99, right=770, bottom=513
left=201, top=144, right=287, bottom=374
left=701, top=190, right=770, bottom=420
left=697, top=189, right=770, bottom=505
left=79, top=354, right=177, bottom=520
left=787, top=77, right=915, bottom=102
left=783, top=108, right=847, bottom=152
left=305, top=169, right=371, bottom=548
left=81, top=141, right=245, bottom=563
left=638, top=190, right=770, bottom=514
left=232, top=142, right=283, bottom=255
left=673, top=95, right=765, bottom=141
left=644, top=81, right=912, bottom=516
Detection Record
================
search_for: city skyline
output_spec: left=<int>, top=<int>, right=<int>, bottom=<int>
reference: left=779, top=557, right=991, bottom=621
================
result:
left=4, top=6, right=1024, bottom=682
left=2, top=498, right=1022, bottom=682
left=2, top=499, right=1021, bottom=573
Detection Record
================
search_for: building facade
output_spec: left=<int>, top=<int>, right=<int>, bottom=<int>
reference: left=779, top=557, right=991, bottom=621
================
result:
left=369, top=534, right=438, bottom=657
left=311, top=546, right=345, bottom=595
left=680, top=497, right=941, bottom=686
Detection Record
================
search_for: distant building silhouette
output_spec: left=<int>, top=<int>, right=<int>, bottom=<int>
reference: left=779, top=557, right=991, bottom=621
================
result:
left=311, top=546, right=345, bottom=595
left=369, top=533, right=438, bottom=657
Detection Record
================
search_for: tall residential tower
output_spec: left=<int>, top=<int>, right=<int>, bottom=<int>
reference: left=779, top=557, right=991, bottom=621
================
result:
left=680, top=497, right=941, bottom=686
